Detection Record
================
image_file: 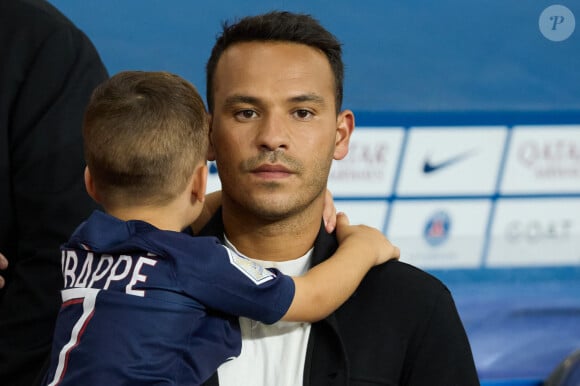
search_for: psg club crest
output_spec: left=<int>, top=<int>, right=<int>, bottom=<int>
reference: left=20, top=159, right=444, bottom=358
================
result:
left=424, top=211, right=451, bottom=247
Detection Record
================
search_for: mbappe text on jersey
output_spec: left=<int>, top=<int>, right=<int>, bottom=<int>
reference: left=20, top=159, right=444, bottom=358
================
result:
left=61, top=249, right=157, bottom=297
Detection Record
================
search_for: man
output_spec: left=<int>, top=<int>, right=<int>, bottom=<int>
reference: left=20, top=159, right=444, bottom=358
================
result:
left=0, top=0, right=108, bottom=384
left=199, top=11, right=480, bottom=386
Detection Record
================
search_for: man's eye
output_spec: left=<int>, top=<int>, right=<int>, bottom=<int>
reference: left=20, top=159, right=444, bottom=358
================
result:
left=294, top=109, right=313, bottom=120
left=235, top=110, right=256, bottom=119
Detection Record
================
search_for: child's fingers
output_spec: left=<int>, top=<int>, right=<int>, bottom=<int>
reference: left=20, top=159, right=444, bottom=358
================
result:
left=324, top=213, right=336, bottom=233
left=335, top=212, right=349, bottom=226
left=334, top=212, right=351, bottom=240
left=0, top=252, right=7, bottom=289
left=0, top=252, right=8, bottom=269
left=391, top=245, right=401, bottom=260
left=322, top=189, right=337, bottom=233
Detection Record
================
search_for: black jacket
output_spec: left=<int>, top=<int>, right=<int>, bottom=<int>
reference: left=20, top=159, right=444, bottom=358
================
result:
left=0, top=1, right=108, bottom=385
left=200, top=209, right=480, bottom=386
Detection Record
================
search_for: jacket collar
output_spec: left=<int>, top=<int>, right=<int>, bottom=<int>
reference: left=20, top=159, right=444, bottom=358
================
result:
left=198, top=207, right=340, bottom=267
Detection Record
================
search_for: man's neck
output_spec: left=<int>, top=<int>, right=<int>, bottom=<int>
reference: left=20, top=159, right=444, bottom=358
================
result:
left=221, top=204, right=322, bottom=262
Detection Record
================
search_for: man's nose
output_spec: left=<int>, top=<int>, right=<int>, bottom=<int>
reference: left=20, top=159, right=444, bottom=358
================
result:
left=256, top=113, right=289, bottom=151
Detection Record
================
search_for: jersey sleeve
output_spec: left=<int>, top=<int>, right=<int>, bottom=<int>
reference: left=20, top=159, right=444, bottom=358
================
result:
left=162, top=235, right=295, bottom=324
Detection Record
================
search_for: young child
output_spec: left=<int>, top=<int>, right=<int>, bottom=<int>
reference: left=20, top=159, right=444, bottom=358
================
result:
left=42, top=71, right=398, bottom=386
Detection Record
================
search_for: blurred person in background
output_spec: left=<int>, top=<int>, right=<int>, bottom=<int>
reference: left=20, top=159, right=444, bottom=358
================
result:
left=0, top=0, right=108, bottom=384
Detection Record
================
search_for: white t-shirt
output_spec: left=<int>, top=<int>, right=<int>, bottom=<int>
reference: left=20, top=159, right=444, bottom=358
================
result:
left=218, top=237, right=313, bottom=386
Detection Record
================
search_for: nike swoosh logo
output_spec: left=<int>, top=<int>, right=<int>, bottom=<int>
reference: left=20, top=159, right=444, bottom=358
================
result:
left=423, top=151, right=475, bottom=174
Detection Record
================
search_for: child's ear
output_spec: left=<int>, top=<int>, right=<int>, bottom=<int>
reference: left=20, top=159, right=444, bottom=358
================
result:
left=84, top=166, right=101, bottom=203
left=191, top=163, right=208, bottom=203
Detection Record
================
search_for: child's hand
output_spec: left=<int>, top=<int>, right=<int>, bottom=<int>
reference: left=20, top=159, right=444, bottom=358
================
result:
left=323, top=189, right=337, bottom=233
left=0, top=252, right=8, bottom=289
left=335, top=212, right=400, bottom=266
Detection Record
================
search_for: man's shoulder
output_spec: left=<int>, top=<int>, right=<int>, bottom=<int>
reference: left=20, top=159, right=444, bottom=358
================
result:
left=371, top=259, right=447, bottom=289
left=331, top=259, right=458, bottom=347
left=376, top=259, right=447, bottom=289
left=348, top=259, right=452, bottom=308
left=313, top=226, right=450, bottom=298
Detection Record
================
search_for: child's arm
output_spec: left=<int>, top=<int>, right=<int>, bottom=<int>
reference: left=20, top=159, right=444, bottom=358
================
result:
left=282, top=213, right=400, bottom=322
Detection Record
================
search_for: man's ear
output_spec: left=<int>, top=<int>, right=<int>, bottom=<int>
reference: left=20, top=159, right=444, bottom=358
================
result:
left=84, top=166, right=101, bottom=203
left=191, top=163, right=208, bottom=203
left=207, top=114, right=216, bottom=161
left=334, top=109, right=355, bottom=160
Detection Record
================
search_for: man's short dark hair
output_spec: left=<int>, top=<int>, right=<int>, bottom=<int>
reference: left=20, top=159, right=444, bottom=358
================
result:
left=206, top=11, right=344, bottom=114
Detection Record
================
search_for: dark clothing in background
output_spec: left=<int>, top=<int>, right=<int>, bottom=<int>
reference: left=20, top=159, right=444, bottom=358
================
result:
left=0, top=0, right=108, bottom=384
left=200, top=208, right=480, bottom=386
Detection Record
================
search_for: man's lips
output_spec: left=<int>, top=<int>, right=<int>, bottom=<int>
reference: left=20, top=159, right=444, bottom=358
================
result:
left=251, top=164, right=293, bottom=178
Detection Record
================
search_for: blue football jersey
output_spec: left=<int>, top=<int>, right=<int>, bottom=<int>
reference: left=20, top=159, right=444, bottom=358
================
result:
left=43, top=210, right=295, bottom=386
